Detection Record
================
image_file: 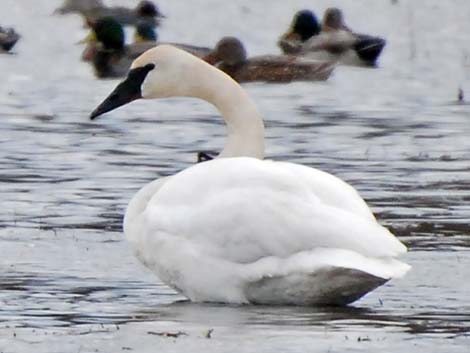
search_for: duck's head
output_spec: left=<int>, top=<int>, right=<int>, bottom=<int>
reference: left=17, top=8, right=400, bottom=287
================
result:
left=136, top=1, right=164, bottom=18
left=134, top=21, right=158, bottom=42
left=90, top=45, right=213, bottom=119
left=87, top=16, right=125, bottom=51
left=291, top=10, right=321, bottom=41
left=205, top=37, right=247, bottom=66
left=322, top=8, right=346, bottom=31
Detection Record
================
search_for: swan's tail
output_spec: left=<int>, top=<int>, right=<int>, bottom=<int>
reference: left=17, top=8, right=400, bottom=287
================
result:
left=242, top=248, right=410, bottom=306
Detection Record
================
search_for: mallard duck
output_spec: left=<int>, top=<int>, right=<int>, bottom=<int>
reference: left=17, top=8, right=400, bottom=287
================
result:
left=0, top=26, right=20, bottom=53
left=279, top=8, right=386, bottom=67
left=205, top=37, right=334, bottom=83
left=56, top=0, right=164, bottom=27
left=81, top=18, right=210, bottom=78
left=81, top=17, right=157, bottom=78
left=278, top=10, right=321, bottom=55
left=89, top=45, right=410, bottom=306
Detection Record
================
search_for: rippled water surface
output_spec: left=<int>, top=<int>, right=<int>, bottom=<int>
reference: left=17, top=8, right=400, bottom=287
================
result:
left=1, top=0, right=470, bottom=352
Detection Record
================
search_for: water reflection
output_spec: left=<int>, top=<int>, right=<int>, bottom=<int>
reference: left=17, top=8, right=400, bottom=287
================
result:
left=1, top=270, right=469, bottom=339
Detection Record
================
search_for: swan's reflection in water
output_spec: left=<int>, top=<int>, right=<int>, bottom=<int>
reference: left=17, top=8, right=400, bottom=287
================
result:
left=1, top=259, right=469, bottom=340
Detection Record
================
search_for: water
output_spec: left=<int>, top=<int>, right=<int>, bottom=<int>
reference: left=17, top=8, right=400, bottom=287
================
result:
left=1, top=0, right=470, bottom=352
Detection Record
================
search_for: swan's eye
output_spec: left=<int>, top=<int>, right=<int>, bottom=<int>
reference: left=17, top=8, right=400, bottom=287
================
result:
left=89, top=63, right=156, bottom=119
left=127, top=63, right=155, bottom=81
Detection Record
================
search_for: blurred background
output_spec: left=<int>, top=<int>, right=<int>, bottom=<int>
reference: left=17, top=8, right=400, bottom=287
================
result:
left=1, top=1, right=469, bottom=352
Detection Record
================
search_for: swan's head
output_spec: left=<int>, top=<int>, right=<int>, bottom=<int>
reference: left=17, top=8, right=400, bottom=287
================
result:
left=90, top=45, right=208, bottom=119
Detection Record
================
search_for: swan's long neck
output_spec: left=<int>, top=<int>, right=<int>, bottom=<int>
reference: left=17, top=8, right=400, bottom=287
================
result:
left=187, top=62, right=265, bottom=159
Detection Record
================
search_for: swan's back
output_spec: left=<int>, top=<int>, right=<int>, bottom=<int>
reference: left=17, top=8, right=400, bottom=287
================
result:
left=145, top=157, right=406, bottom=262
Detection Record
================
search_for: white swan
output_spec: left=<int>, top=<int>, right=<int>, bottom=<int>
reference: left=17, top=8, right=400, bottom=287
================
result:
left=90, top=45, right=410, bottom=306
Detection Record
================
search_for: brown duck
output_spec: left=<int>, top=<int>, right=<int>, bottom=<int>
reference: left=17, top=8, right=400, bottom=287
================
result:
left=205, top=37, right=334, bottom=83
left=56, top=0, right=164, bottom=28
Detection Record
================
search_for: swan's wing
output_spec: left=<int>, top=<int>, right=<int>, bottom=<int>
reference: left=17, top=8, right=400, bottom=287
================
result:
left=275, top=161, right=375, bottom=221
left=145, top=158, right=406, bottom=264
left=124, top=177, right=169, bottom=239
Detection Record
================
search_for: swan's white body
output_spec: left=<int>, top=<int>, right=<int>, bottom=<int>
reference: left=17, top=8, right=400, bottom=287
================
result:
left=96, top=45, right=410, bottom=305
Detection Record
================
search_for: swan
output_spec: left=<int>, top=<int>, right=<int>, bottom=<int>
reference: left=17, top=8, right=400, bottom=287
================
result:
left=90, top=45, right=410, bottom=306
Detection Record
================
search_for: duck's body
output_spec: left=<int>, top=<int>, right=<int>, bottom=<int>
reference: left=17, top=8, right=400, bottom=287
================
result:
left=205, top=37, right=334, bottom=83
left=279, top=8, right=385, bottom=67
left=56, top=0, right=164, bottom=27
left=299, top=31, right=386, bottom=67
left=0, top=26, right=20, bottom=53
left=90, top=45, right=409, bottom=306
left=55, top=0, right=103, bottom=14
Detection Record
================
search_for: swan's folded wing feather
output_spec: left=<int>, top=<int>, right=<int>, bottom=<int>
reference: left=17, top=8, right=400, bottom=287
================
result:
left=275, top=161, right=375, bottom=221
left=145, top=157, right=406, bottom=264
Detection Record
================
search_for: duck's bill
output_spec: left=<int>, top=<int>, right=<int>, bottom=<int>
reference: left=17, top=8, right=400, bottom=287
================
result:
left=90, top=64, right=155, bottom=120
left=77, top=31, right=96, bottom=45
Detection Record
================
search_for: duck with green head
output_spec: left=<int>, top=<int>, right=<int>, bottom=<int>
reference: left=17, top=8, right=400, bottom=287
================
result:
left=278, top=10, right=321, bottom=54
left=279, top=8, right=386, bottom=67
left=205, top=36, right=334, bottom=83
left=81, top=18, right=211, bottom=78
left=81, top=17, right=157, bottom=78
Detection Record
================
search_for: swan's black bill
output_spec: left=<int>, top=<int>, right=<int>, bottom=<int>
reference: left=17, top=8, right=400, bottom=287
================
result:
left=90, top=63, right=155, bottom=120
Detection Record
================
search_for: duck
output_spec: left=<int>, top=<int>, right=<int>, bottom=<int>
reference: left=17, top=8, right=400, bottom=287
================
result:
left=0, top=26, right=20, bottom=53
left=81, top=17, right=210, bottom=78
left=279, top=8, right=386, bottom=67
left=89, top=45, right=410, bottom=306
left=56, top=0, right=164, bottom=28
left=80, top=17, right=156, bottom=78
left=278, top=10, right=321, bottom=55
left=54, top=0, right=104, bottom=15
left=204, top=37, right=334, bottom=83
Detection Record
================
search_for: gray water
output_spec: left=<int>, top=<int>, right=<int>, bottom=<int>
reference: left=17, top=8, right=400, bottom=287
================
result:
left=1, top=0, right=470, bottom=352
